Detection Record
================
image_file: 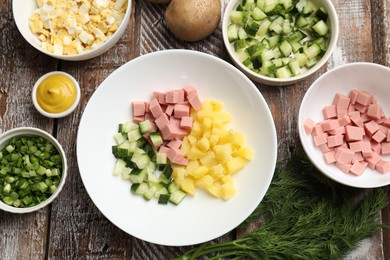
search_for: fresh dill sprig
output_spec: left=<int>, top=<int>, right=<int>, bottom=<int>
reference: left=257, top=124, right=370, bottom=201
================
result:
left=175, top=154, right=389, bottom=260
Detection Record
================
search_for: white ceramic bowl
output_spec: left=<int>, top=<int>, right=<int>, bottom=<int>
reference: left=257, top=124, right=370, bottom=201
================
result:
left=12, top=0, right=131, bottom=61
left=77, top=49, right=277, bottom=246
left=299, top=62, right=390, bottom=188
left=222, top=0, right=339, bottom=86
left=0, top=127, right=67, bottom=213
left=32, top=71, right=81, bottom=118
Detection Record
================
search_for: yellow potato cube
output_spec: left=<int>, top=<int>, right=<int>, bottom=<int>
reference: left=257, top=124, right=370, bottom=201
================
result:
left=172, top=167, right=185, bottom=186
left=214, top=111, right=232, bottom=123
left=180, top=137, right=191, bottom=155
left=209, top=134, right=220, bottom=147
left=187, top=135, right=198, bottom=146
left=228, top=130, right=245, bottom=146
left=221, top=175, right=234, bottom=184
left=236, top=147, right=254, bottom=161
left=202, top=117, right=213, bottom=130
left=207, top=185, right=221, bottom=198
left=185, top=160, right=199, bottom=176
left=197, top=137, right=210, bottom=152
left=199, top=152, right=217, bottom=168
left=181, top=178, right=195, bottom=195
left=190, top=165, right=209, bottom=179
left=212, top=100, right=224, bottom=111
left=213, top=118, right=224, bottom=129
left=214, top=144, right=233, bottom=163
left=195, top=175, right=214, bottom=189
left=196, top=108, right=213, bottom=122
left=221, top=183, right=236, bottom=200
left=226, top=157, right=247, bottom=174
left=188, top=146, right=206, bottom=160
left=210, top=164, right=225, bottom=180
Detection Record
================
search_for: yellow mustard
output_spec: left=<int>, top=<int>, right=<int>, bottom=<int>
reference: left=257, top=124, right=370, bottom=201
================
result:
left=36, top=74, right=76, bottom=114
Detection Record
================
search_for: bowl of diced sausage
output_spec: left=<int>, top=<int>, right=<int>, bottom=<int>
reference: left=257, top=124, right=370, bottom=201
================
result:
left=299, top=62, right=390, bottom=188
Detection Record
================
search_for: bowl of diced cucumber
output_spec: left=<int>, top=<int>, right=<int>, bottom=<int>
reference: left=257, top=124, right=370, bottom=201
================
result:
left=223, top=0, right=339, bottom=86
left=0, top=127, right=67, bottom=213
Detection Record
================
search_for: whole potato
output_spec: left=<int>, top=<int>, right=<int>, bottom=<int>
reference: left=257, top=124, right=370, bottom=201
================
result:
left=165, top=0, right=221, bottom=42
left=146, top=0, right=172, bottom=4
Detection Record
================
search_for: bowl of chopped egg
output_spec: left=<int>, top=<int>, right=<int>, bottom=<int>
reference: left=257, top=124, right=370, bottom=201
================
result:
left=12, top=0, right=131, bottom=61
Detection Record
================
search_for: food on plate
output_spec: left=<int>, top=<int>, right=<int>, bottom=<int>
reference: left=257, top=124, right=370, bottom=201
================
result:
left=0, top=136, right=63, bottom=208
left=164, top=0, right=221, bottom=42
left=35, top=73, right=77, bottom=113
left=227, top=0, right=330, bottom=78
left=29, top=0, right=127, bottom=55
left=172, top=99, right=253, bottom=200
left=304, top=90, right=390, bottom=175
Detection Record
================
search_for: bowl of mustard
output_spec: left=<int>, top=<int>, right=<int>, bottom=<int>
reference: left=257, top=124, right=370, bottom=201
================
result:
left=32, top=71, right=80, bottom=118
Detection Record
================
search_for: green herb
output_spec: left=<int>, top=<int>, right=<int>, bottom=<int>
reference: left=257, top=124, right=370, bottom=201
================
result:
left=175, top=154, right=389, bottom=260
left=0, top=136, right=62, bottom=208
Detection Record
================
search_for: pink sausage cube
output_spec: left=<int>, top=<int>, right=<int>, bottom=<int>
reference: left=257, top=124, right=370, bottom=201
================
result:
left=335, top=161, right=352, bottom=174
left=349, top=141, right=363, bottom=152
left=303, top=118, right=315, bottom=135
left=364, top=152, right=381, bottom=169
left=324, top=151, right=336, bottom=164
left=133, top=101, right=146, bottom=117
left=318, top=144, right=332, bottom=153
left=361, top=141, right=373, bottom=158
left=354, top=103, right=368, bottom=114
left=345, top=125, right=364, bottom=142
left=372, top=130, right=386, bottom=143
left=159, top=145, right=170, bottom=154
left=167, top=147, right=184, bottom=163
left=349, top=113, right=364, bottom=128
left=371, top=141, right=381, bottom=154
left=387, top=130, right=390, bottom=142
left=332, top=93, right=350, bottom=109
left=327, top=134, right=344, bottom=148
left=152, top=91, right=160, bottom=100
left=165, top=91, right=180, bottom=104
left=155, top=114, right=170, bottom=130
left=158, top=92, right=167, bottom=105
left=364, top=120, right=379, bottom=138
left=376, top=160, right=390, bottom=174
left=180, top=116, right=193, bottom=130
left=174, top=103, right=190, bottom=118
left=165, top=104, right=174, bottom=116
left=378, top=125, right=389, bottom=134
left=133, top=116, right=145, bottom=123
left=335, top=147, right=354, bottom=164
left=349, top=90, right=359, bottom=104
left=167, top=138, right=182, bottom=149
left=312, top=124, right=324, bottom=136
left=366, top=104, right=382, bottom=120
left=328, top=127, right=346, bottom=136
left=382, top=118, right=390, bottom=128
left=353, top=152, right=364, bottom=163
left=323, top=105, right=337, bottom=119
left=381, top=142, right=390, bottom=155
left=144, top=112, right=155, bottom=122
left=175, top=157, right=189, bottom=166
left=160, top=124, right=176, bottom=140
left=336, top=107, right=348, bottom=119
left=187, top=93, right=202, bottom=111
left=170, top=117, right=188, bottom=138
left=350, top=161, right=367, bottom=176
left=356, top=91, right=373, bottom=106
left=149, top=98, right=164, bottom=118
left=183, top=86, right=197, bottom=98
left=178, top=89, right=185, bottom=103
left=321, top=119, right=340, bottom=132
left=144, top=102, right=150, bottom=113
left=338, top=114, right=351, bottom=127
left=313, top=133, right=328, bottom=146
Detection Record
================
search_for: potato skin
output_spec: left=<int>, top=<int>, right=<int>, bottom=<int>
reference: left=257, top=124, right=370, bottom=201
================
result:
left=146, top=0, right=172, bottom=4
left=164, top=0, right=221, bottom=42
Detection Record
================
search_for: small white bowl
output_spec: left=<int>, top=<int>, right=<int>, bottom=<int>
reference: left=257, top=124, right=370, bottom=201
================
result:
left=222, top=0, right=339, bottom=86
left=0, top=127, right=67, bottom=213
left=32, top=71, right=81, bottom=118
left=299, top=62, right=390, bottom=188
left=12, top=0, right=131, bottom=61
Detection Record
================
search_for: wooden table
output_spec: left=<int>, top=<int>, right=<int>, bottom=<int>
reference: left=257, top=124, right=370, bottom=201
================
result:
left=1, top=0, right=389, bottom=259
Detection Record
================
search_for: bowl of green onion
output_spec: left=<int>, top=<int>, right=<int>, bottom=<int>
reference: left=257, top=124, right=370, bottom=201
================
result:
left=0, top=127, right=67, bottom=213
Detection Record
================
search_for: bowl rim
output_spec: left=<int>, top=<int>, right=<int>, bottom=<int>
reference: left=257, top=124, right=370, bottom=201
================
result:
left=12, top=0, right=132, bottom=61
left=32, top=71, right=81, bottom=118
left=0, top=127, right=68, bottom=213
left=222, top=0, right=340, bottom=86
left=298, top=62, right=390, bottom=188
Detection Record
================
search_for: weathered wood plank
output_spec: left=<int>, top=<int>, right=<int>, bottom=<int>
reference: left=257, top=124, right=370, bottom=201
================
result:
left=0, top=0, right=57, bottom=259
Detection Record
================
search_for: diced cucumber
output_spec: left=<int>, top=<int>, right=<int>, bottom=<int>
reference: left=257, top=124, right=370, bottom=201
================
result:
left=281, top=57, right=291, bottom=65
left=238, top=27, right=248, bottom=39
left=268, top=34, right=281, bottom=48
left=234, top=39, right=247, bottom=51
left=275, top=66, right=292, bottom=78
left=315, top=7, right=328, bottom=20
left=131, top=182, right=148, bottom=195
left=129, top=168, right=148, bottom=183
left=149, top=132, right=163, bottom=148
left=312, top=20, right=328, bottom=36
left=279, top=40, right=292, bottom=57
left=246, top=42, right=266, bottom=57
left=261, top=49, right=275, bottom=62
left=227, top=24, right=239, bottom=42
left=139, top=120, right=152, bottom=134
left=114, top=132, right=127, bottom=145
left=251, top=7, right=267, bottom=21
left=294, top=52, right=308, bottom=67
left=119, top=121, right=138, bottom=134
left=295, top=15, right=308, bottom=28
left=127, top=128, right=142, bottom=142
left=257, top=18, right=272, bottom=36
left=168, top=182, right=180, bottom=193
left=131, top=153, right=150, bottom=169
left=288, top=58, right=301, bottom=76
left=272, top=58, right=283, bottom=68
left=291, top=41, right=303, bottom=53
left=230, top=11, right=248, bottom=26
left=169, top=189, right=187, bottom=205
left=285, top=30, right=306, bottom=43
left=304, top=43, right=321, bottom=59
left=244, top=21, right=260, bottom=36
left=158, top=194, right=170, bottom=205
left=305, top=57, right=318, bottom=68
left=113, top=159, right=126, bottom=176
left=160, top=164, right=173, bottom=184
left=156, top=152, right=167, bottom=165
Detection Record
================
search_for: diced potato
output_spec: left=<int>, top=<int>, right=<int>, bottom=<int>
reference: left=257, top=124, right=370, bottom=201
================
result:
left=197, top=137, right=210, bottom=152
left=180, top=137, right=191, bottom=154
left=181, top=178, right=195, bottom=195
left=190, top=165, right=209, bottom=179
left=202, top=117, right=213, bottom=130
left=221, top=175, right=234, bottom=184
left=221, top=183, right=236, bottom=200
left=207, top=185, right=221, bottom=198
left=210, top=164, right=225, bottom=180
left=209, top=134, right=220, bottom=147
left=228, top=130, right=245, bottom=146
left=195, top=175, right=214, bottom=189
left=214, top=143, right=233, bottom=163
left=199, top=151, right=217, bottom=168
left=188, top=146, right=206, bottom=160
left=235, top=147, right=254, bottom=160
left=187, top=135, right=198, bottom=147
left=214, top=111, right=232, bottom=123
left=173, top=167, right=185, bottom=186
left=185, top=160, right=199, bottom=176
left=226, top=157, right=247, bottom=174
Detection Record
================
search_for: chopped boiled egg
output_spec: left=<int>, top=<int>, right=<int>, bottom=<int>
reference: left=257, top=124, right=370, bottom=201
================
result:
left=29, top=0, right=127, bottom=55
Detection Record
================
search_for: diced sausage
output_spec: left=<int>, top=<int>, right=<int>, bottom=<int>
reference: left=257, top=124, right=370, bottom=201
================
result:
left=174, top=103, right=190, bottom=118
left=376, top=160, right=390, bottom=174
left=323, top=105, right=337, bottom=119
left=180, top=116, right=193, bottom=130
left=335, top=147, right=354, bottom=164
left=350, top=161, right=366, bottom=176
left=332, top=93, right=350, bottom=109
left=155, top=113, right=170, bottom=130
left=149, top=98, right=164, bottom=118
left=381, top=142, right=390, bottom=155
left=132, top=101, right=146, bottom=117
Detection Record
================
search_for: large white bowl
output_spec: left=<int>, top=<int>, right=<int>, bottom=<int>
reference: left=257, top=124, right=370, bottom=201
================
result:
left=222, top=0, right=339, bottom=86
left=299, top=62, right=390, bottom=188
left=0, top=127, right=67, bottom=213
left=12, top=0, right=131, bottom=61
left=77, top=49, right=277, bottom=246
